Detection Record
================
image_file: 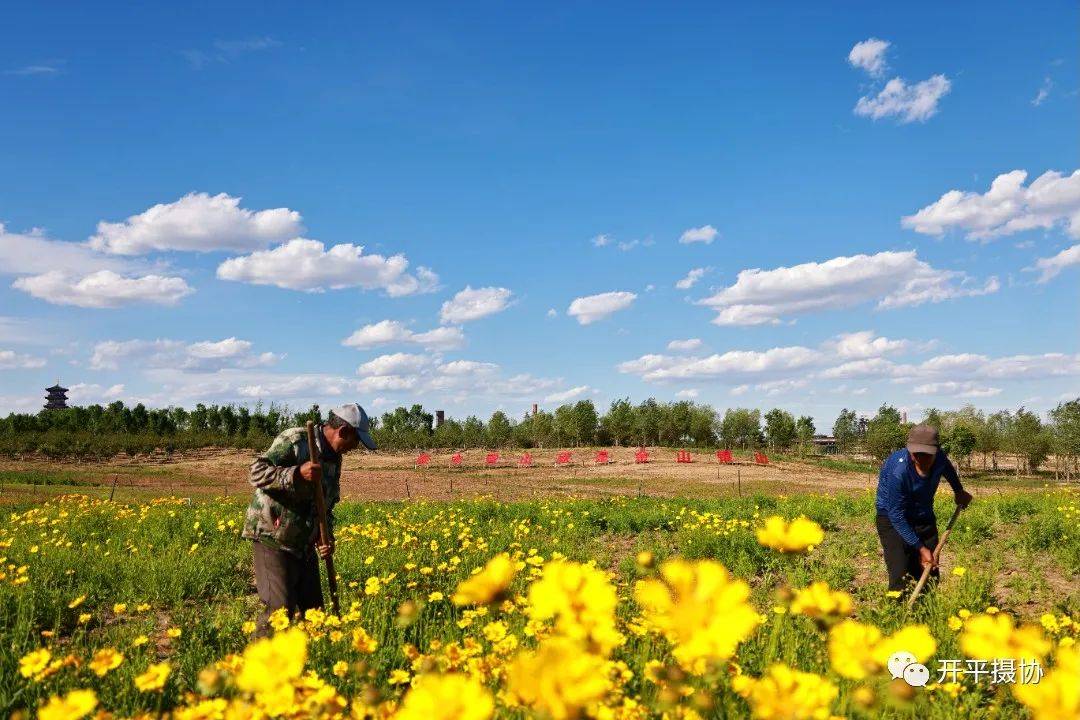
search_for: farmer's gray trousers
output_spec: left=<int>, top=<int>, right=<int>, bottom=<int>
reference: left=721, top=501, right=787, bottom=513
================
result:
left=252, top=541, right=323, bottom=637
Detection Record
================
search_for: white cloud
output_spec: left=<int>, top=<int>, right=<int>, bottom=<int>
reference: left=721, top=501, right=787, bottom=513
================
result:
left=13, top=270, right=194, bottom=308
left=6, top=63, right=62, bottom=76
left=67, top=383, right=126, bottom=404
left=675, top=389, right=699, bottom=399
left=903, top=169, right=1080, bottom=240
left=567, top=291, right=637, bottom=325
left=357, top=352, right=431, bottom=377
left=0, top=224, right=134, bottom=275
left=89, top=192, right=302, bottom=255
left=697, top=251, right=998, bottom=325
left=89, top=338, right=279, bottom=372
left=1032, top=243, right=1080, bottom=283
left=679, top=225, right=718, bottom=244
left=827, top=330, right=910, bottom=359
left=819, top=357, right=904, bottom=380
left=854, top=75, right=951, bottom=123
left=591, top=234, right=612, bottom=247
left=0, top=349, right=47, bottom=369
left=618, top=346, right=820, bottom=383
left=1032, top=77, right=1052, bottom=106
left=546, top=308, right=558, bottom=318
left=216, top=238, right=438, bottom=296
left=341, top=320, right=465, bottom=350
left=668, top=338, right=703, bottom=352
left=543, top=385, right=590, bottom=404
left=848, top=38, right=890, bottom=77
left=439, top=286, right=513, bottom=324
left=675, top=267, right=709, bottom=290
left=913, top=381, right=1002, bottom=398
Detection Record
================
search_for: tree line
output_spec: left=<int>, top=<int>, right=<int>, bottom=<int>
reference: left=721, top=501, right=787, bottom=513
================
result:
left=1, top=398, right=1078, bottom=476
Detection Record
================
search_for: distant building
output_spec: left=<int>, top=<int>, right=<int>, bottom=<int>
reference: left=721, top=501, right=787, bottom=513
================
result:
left=45, top=382, right=69, bottom=410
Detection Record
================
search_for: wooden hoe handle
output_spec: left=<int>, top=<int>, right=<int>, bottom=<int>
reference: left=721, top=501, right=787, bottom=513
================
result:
left=907, top=504, right=963, bottom=609
left=306, top=421, right=341, bottom=615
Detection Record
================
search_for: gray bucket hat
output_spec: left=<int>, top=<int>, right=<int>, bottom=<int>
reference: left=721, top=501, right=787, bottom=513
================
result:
left=328, top=403, right=377, bottom=450
left=906, top=424, right=939, bottom=455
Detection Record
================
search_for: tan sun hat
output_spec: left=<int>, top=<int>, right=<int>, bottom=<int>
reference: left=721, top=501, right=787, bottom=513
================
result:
left=906, top=424, right=939, bottom=455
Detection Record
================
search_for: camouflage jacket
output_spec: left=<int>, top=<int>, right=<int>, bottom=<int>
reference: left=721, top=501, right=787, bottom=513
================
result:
left=242, top=425, right=341, bottom=557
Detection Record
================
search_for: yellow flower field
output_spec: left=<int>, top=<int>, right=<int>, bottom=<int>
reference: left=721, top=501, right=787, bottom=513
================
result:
left=1, top=490, right=1077, bottom=719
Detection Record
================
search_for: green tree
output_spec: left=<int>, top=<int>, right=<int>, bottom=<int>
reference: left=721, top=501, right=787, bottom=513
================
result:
left=720, top=408, right=762, bottom=449
left=688, top=405, right=718, bottom=446
left=1007, top=408, right=1051, bottom=474
left=795, top=416, right=816, bottom=454
left=572, top=400, right=599, bottom=445
left=763, top=408, right=797, bottom=451
left=864, top=404, right=907, bottom=463
left=601, top=399, right=635, bottom=446
left=1049, top=398, right=1080, bottom=481
left=832, top=409, right=858, bottom=454
left=486, top=411, right=513, bottom=448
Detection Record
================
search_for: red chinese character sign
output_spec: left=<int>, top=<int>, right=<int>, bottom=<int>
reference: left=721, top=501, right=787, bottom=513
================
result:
left=485, top=452, right=500, bottom=466
left=754, top=452, right=769, bottom=465
left=519, top=452, right=534, bottom=467
left=415, top=452, right=431, bottom=467
left=716, top=449, right=733, bottom=464
left=450, top=452, right=463, bottom=467
left=677, top=449, right=692, bottom=463
left=555, top=451, right=572, bottom=465
left=634, top=449, right=649, bottom=464
left=595, top=450, right=610, bottom=464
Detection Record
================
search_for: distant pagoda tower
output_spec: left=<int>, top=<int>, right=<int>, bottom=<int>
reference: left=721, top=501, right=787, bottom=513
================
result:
left=45, top=381, right=69, bottom=410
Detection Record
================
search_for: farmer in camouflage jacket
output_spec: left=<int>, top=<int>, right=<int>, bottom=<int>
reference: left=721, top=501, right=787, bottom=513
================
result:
left=243, top=403, right=376, bottom=635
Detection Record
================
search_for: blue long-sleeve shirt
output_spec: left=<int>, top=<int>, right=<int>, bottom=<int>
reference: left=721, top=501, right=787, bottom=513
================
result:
left=875, top=448, right=964, bottom=548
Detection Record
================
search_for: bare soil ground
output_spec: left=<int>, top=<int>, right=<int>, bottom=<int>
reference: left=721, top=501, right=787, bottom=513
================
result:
left=1, top=446, right=1065, bottom=504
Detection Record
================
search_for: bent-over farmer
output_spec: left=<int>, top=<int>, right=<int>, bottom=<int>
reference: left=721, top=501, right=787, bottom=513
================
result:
left=242, top=403, right=376, bottom=635
left=875, top=424, right=972, bottom=593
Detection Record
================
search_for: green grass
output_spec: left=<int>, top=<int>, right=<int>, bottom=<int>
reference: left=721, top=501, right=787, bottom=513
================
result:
left=1, top=489, right=1076, bottom=718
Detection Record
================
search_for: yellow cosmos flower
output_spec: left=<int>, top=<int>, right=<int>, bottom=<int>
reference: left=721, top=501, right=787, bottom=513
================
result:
left=756, top=516, right=825, bottom=553
left=132, top=635, right=149, bottom=647
left=828, top=620, right=936, bottom=680
left=453, top=553, right=517, bottom=606
left=332, top=660, right=349, bottom=678
left=389, top=669, right=412, bottom=685
left=876, top=624, right=937, bottom=668
left=1012, top=645, right=1079, bottom=720
left=506, top=638, right=611, bottom=720
left=89, top=648, right=124, bottom=677
left=960, top=613, right=1051, bottom=662
left=38, top=689, right=97, bottom=720
left=67, top=595, right=86, bottom=609
left=19, top=648, right=51, bottom=678
left=77, top=613, right=91, bottom=625
left=733, top=664, right=838, bottom=720
left=236, top=627, right=307, bottom=697
left=134, top=661, right=171, bottom=692
left=789, top=581, right=854, bottom=622
left=352, top=627, right=378, bottom=654
left=952, top=567, right=967, bottom=577
left=112, top=603, right=127, bottom=614
left=527, top=560, right=624, bottom=655
left=166, top=627, right=182, bottom=639
left=428, top=591, right=445, bottom=602
left=396, top=673, right=494, bottom=720
left=634, top=559, right=760, bottom=674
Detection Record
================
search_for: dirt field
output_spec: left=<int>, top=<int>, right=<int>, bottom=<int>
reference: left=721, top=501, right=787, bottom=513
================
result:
left=1, top=446, right=1059, bottom=504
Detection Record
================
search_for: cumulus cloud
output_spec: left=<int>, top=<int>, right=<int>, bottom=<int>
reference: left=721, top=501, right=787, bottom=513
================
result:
left=913, top=381, right=1002, bottom=398
left=618, top=346, right=820, bottom=383
left=89, top=338, right=279, bottom=372
left=902, top=169, right=1080, bottom=240
left=827, top=330, right=910, bottom=359
left=667, top=338, right=703, bottom=352
left=216, top=238, right=438, bottom=296
left=0, top=349, right=47, bottom=369
left=567, top=291, right=637, bottom=325
left=67, top=383, right=126, bottom=404
left=679, top=225, right=718, bottom=244
left=675, top=389, right=699, bottom=399
left=1032, top=243, right=1080, bottom=283
left=0, top=224, right=133, bottom=275
left=675, top=267, right=709, bottom=290
left=697, top=251, right=998, bottom=325
left=341, top=320, right=465, bottom=350
left=439, top=286, right=513, bottom=324
left=854, top=74, right=951, bottom=123
left=90, top=192, right=302, bottom=255
left=591, top=234, right=612, bottom=247
left=356, top=352, right=431, bottom=377
left=13, top=270, right=194, bottom=308
left=848, top=38, right=890, bottom=77
left=543, top=385, right=591, bottom=404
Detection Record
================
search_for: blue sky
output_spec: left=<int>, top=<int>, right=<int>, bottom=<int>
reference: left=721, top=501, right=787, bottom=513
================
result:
left=1, top=2, right=1077, bottom=427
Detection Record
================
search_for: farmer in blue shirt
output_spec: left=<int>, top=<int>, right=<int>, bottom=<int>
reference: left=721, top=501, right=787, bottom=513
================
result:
left=875, top=424, right=973, bottom=592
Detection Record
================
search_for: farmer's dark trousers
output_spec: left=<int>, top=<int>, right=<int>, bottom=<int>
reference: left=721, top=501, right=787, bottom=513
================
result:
left=876, top=514, right=939, bottom=593
left=252, top=541, right=323, bottom=637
